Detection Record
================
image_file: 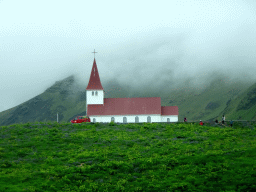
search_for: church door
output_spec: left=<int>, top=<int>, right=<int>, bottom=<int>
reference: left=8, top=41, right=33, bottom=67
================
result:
left=167, top=118, right=170, bottom=122
left=147, top=116, right=151, bottom=123
left=111, top=117, right=115, bottom=123
left=123, top=117, right=127, bottom=123
left=135, top=116, right=139, bottom=123
left=93, top=118, right=96, bottom=123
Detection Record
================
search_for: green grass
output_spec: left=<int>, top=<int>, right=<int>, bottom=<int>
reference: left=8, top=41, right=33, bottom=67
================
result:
left=0, top=122, right=256, bottom=192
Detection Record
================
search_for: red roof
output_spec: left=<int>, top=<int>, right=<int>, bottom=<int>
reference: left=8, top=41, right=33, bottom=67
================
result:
left=87, top=97, right=178, bottom=116
left=87, top=97, right=161, bottom=116
left=86, top=58, right=104, bottom=90
left=161, top=106, right=179, bottom=115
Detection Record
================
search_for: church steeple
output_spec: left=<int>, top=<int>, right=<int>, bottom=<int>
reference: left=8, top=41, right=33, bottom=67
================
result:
left=86, top=51, right=104, bottom=115
left=86, top=58, right=104, bottom=90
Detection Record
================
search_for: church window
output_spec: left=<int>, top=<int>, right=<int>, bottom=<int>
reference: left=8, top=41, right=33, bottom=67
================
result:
left=111, top=117, right=115, bottom=122
left=95, top=91, right=98, bottom=96
left=135, top=116, right=139, bottom=123
left=147, top=116, right=151, bottom=123
left=123, top=117, right=127, bottom=123
left=167, top=118, right=170, bottom=122
left=92, top=91, right=94, bottom=96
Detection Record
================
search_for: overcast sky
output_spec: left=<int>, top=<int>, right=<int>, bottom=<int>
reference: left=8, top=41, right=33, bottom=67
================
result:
left=1, top=0, right=256, bottom=113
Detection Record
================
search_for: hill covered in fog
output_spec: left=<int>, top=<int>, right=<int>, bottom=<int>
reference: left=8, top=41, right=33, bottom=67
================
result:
left=0, top=74, right=255, bottom=126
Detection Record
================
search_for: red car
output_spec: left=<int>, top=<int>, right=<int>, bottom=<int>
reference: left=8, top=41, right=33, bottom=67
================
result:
left=70, top=116, right=91, bottom=123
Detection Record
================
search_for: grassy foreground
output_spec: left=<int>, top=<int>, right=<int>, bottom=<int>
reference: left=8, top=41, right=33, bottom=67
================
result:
left=0, top=122, right=256, bottom=192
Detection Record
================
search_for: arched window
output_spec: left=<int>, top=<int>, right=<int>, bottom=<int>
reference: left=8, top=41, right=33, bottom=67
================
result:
left=93, top=118, right=96, bottom=123
left=111, top=117, right=115, bottom=122
left=92, top=91, right=94, bottom=96
left=123, top=117, right=127, bottom=123
left=167, top=118, right=170, bottom=122
left=95, top=91, right=98, bottom=96
left=147, top=116, right=151, bottom=123
left=135, top=116, right=139, bottom=123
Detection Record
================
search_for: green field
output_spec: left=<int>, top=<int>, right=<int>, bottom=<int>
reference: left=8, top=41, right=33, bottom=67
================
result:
left=0, top=122, right=256, bottom=192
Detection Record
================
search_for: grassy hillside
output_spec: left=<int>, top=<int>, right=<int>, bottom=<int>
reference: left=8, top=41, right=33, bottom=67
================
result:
left=0, top=75, right=255, bottom=126
left=221, top=82, right=256, bottom=121
left=0, top=76, right=87, bottom=126
left=160, top=79, right=255, bottom=122
left=0, top=122, right=256, bottom=191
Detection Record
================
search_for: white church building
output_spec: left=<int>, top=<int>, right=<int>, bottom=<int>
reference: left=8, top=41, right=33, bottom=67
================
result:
left=86, top=58, right=179, bottom=123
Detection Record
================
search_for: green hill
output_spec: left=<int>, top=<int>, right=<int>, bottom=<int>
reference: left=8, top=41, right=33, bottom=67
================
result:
left=221, top=82, right=256, bottom=120
left=160, top=79, right=256, bottom=122
left=0, top=76, right=86, bottom=126
left=0, top=75, right=255, bottom=126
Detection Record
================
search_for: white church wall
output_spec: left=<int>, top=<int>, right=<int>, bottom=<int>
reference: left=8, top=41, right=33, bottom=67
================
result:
left=86, top=90, right=104, bottom=105
left=89, top=114, right=178, bottom=123
left=89, top=114, right=162, bottom=123
left=161, top=115, right=178, bottom=122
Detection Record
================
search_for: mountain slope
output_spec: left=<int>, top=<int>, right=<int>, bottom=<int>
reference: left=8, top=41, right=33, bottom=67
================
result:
left=0, top=75, right=255, bottom=126
left=220, top=82, right=256, bottom=120
left=0, top=76, right=87, bottom=126
left=160, top=78, right=254, bottom=122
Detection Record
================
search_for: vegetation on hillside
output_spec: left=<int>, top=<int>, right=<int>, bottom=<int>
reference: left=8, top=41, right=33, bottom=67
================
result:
left=0, top=122, right=256, bottom=191
left=221, top=82, right=256, bottom=121
left=0, top=75, right=255, bottom=127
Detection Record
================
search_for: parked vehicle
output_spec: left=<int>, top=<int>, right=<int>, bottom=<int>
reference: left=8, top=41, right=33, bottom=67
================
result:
left=70, top=116, right=91, bottom=123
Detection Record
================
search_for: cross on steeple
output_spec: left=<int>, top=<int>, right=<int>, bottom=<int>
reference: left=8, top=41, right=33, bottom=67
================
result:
left=92, top=49, right=97, bottom=58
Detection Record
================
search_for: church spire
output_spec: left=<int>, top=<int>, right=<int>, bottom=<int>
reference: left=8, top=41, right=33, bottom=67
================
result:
left=86, top=53, right=104, bottom=90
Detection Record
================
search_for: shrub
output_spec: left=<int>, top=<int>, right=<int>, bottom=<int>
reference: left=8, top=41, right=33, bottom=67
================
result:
left=109, top=121, right=116, bottom=126
left=142, top=123, right=151, bottom=129
left=94, top=122, right=101, bottom=127
left=1, top=160, right=13, bottom=168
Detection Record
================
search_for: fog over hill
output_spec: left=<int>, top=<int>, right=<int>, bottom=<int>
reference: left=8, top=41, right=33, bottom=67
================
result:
left=1, top=0, right=256, bottom=113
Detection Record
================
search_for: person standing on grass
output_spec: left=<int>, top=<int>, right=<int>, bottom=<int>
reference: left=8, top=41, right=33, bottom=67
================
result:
left=199, top=120, right=204, bottom=126
left=215, top=119, right=218, bottom=125
left=184, top=117, right=187, bottom=122
left=230, top=120, right=233, bottom=128
left=222, top=115, right=225, bottom=124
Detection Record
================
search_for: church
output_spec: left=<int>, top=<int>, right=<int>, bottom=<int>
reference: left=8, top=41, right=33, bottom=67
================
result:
left=86, top=57, right=179, bottom=123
